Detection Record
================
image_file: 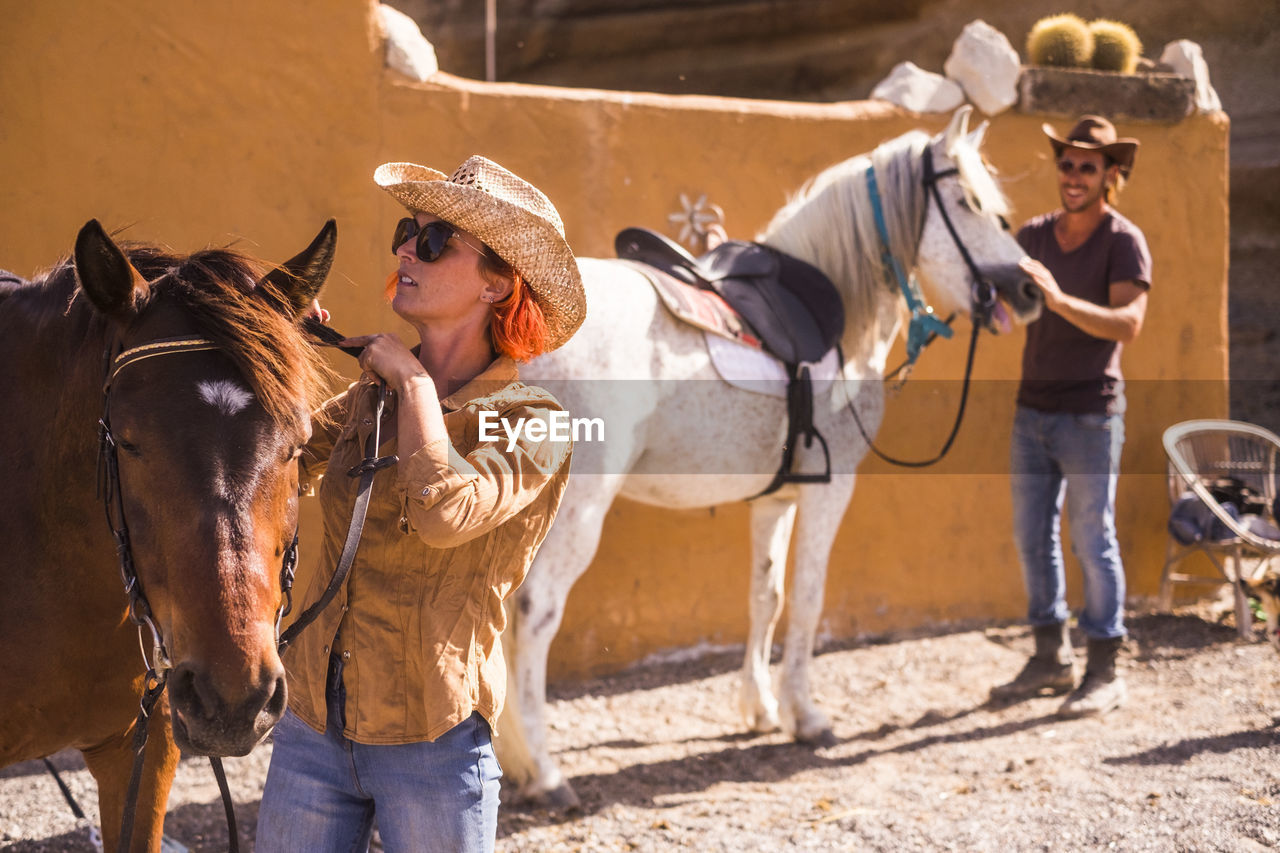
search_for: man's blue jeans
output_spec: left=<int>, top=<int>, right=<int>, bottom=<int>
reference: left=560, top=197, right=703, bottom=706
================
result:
left=1010, top=405, right=1127, bottom=640
left=256, top=659, right=501, bottom=852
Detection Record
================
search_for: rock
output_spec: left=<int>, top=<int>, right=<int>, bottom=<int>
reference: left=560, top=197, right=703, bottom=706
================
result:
left=871, top=61, right=965, bottom=113
left=1018, top=66, right=1195, bottom=122
left=1160, top=40, right=1222, bottom=113
left=377, top=3, right=439, bottom=82
left=943, top=20, right=1021, bottom=116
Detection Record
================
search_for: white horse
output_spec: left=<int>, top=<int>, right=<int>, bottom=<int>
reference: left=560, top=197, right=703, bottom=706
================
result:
left=500, top=106, right=1043, bottom=807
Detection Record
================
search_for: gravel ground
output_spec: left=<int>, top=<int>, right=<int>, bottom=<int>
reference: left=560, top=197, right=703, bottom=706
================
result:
left=3, top=598, right=1278, bottom=852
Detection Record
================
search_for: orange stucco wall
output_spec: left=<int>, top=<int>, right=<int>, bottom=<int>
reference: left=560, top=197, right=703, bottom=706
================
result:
left=2, top=1, right=1229, bottom=682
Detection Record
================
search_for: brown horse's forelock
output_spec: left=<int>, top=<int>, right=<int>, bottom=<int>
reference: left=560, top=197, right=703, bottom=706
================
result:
left=137, top=247, right=331, bottom=427
left=38, top=243, right=332, bottom=427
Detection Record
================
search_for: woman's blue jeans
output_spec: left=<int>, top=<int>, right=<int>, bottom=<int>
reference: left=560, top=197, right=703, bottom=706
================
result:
left=1010, top=405, right=1127, bottom=640
left=256, top=658, right=501, bottom=853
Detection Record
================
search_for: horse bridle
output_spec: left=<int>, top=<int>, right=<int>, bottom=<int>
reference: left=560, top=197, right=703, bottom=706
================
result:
left=99, top=336, right=305, bottom=677
left=919, top=146, right=1003, bottom=333
left=96, top=333, right=293, bottom=853
left=98, top=323, right=388, bottom=853
left=848, top=144, right=1003, bottom=468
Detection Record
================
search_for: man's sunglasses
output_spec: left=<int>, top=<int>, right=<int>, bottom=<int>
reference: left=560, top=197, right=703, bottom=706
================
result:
left=1056, top=159, right=1102, bottom=176
left=392, top=218, right=486, bottom=262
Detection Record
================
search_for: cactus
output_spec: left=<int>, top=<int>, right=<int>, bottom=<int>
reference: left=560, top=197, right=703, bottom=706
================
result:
left=1026, top=13, right=1094, bottom=68
left=1089, top=19, right=1143, bottom=73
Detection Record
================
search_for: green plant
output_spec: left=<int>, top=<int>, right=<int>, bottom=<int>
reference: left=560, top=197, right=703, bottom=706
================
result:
left=1090, top=19, right=1143, bottom=73
left=1026, top=13, right=1094, bottom=68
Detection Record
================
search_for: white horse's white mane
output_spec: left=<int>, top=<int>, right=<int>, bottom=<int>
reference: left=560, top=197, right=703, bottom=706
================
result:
left=758, top=126, right=1010, bottom=359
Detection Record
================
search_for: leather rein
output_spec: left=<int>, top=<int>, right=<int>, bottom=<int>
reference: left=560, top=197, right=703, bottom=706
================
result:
left=99, top=321, right=385, bottom=853
left=846, top=144, right=1001, bottom=468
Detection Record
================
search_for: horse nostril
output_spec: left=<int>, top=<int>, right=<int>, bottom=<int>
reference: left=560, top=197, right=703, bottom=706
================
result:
left=169, top=663, right=215, bottom=721
left=265, top=674, right=287, bottom=719
left=1021, top=279, right=1043, bottom=303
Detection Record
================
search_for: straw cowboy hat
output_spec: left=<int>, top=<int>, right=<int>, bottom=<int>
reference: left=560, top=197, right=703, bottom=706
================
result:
left=374, top=155, right=586, bottom=351
left=1042, top=115, right=1139, bottom=178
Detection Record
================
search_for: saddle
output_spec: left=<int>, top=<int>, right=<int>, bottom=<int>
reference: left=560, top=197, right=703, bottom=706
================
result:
left=615, top=228, right=843, bottom=365
left=615, top=228, right=844, bottom=496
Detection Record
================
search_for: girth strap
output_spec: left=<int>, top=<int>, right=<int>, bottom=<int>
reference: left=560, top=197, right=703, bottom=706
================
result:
left=752, top=362, right=832, bottom=499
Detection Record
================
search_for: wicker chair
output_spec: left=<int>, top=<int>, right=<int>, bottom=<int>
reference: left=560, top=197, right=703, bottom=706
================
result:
left=1159, top=419, right=1280, bottom=638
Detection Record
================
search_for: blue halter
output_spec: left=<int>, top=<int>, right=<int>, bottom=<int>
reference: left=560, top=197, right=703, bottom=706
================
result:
left=865, top=162, right=954, bottom=366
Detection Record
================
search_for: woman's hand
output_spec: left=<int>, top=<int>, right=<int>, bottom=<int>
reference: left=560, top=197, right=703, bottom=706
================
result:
left=306, top=299, right=330, bottom=324
left=342, top=333, right=428, bottom=392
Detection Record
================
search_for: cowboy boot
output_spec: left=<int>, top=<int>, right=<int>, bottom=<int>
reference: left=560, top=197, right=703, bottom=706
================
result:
left=1058, top=636, right=1127, bottom=719
left=990, top=622, right=1079, bottom=701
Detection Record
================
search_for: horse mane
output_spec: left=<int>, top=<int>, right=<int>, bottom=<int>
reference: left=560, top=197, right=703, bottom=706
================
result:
left=758, top=128, right=1009, bottom=362
left=30, top=244, right=331, bottom=426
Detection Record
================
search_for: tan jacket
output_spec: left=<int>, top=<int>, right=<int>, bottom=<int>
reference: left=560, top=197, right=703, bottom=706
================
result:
left=283, top=357, right=571, bottom=743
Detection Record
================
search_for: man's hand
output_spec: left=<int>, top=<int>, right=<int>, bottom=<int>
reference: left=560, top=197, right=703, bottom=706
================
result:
left=1017, top=258, right=1147, bottom=343
left=1019, top=257, right=1063, bottom=311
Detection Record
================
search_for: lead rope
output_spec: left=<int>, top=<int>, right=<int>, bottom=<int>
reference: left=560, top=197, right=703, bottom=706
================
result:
left=278, top=320, right=397, bottom=653
left=41, top=758, right=103, bottom=852
left=843, top=315, right=982, bottom=468
left=115, top=676, right=169, bottom=853
left=276, top=380, right=396, bottom=651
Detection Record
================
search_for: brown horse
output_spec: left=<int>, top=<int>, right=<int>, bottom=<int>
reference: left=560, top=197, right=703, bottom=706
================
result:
left=0, top=220, right=336, bottom=851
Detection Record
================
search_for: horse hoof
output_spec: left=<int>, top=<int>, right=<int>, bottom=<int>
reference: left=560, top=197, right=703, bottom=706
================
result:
left=524, top=782, right=582, bottom=813
left=747, top=714, right=781, bottom=734
left=796, top=727, right=837, bottom=748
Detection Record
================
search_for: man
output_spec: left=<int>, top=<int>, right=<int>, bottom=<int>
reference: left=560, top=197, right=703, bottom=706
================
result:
left=991, top=116, right=1152, bottom=718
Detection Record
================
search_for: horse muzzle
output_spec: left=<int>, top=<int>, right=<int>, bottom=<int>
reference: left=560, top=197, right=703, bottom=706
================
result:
left=167, top=659, right=287, bottom=756
left=977, top=263, right=1043, bottom=331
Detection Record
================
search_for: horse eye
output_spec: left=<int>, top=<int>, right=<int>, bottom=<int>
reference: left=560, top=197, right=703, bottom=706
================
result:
left=116, top=438, right=141, bottom=456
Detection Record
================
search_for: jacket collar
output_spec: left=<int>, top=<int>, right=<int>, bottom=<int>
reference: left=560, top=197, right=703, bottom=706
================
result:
left=440, top=355, right=519, bottom=411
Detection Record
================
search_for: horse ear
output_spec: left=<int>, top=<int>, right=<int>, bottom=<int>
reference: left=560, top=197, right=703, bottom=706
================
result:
left=966, top=120, right=990, bottom=151
left=74, top=220, right=147, bottom=322
left=259, top=219, right=337, bottom=318
left=943, top=105, right=974, bottom=151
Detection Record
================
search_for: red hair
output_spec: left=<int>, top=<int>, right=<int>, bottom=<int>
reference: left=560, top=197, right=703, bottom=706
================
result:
left=489, top=271, right=548, bottom=362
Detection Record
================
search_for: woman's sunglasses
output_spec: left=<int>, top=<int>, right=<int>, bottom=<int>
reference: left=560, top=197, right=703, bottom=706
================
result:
left=392, top=218, right=486, bottom=262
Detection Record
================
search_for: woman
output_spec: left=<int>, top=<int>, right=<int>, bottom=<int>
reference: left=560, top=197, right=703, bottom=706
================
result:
left=256, top=156, right=585, bottom=852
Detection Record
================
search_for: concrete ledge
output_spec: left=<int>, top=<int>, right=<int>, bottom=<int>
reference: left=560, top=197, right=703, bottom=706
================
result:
left=1018, top=66, right=1195, bottom=122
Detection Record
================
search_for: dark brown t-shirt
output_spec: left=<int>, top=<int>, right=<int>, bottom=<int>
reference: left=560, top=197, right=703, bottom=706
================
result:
left=1016, top=210, right=1152, bottom=415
